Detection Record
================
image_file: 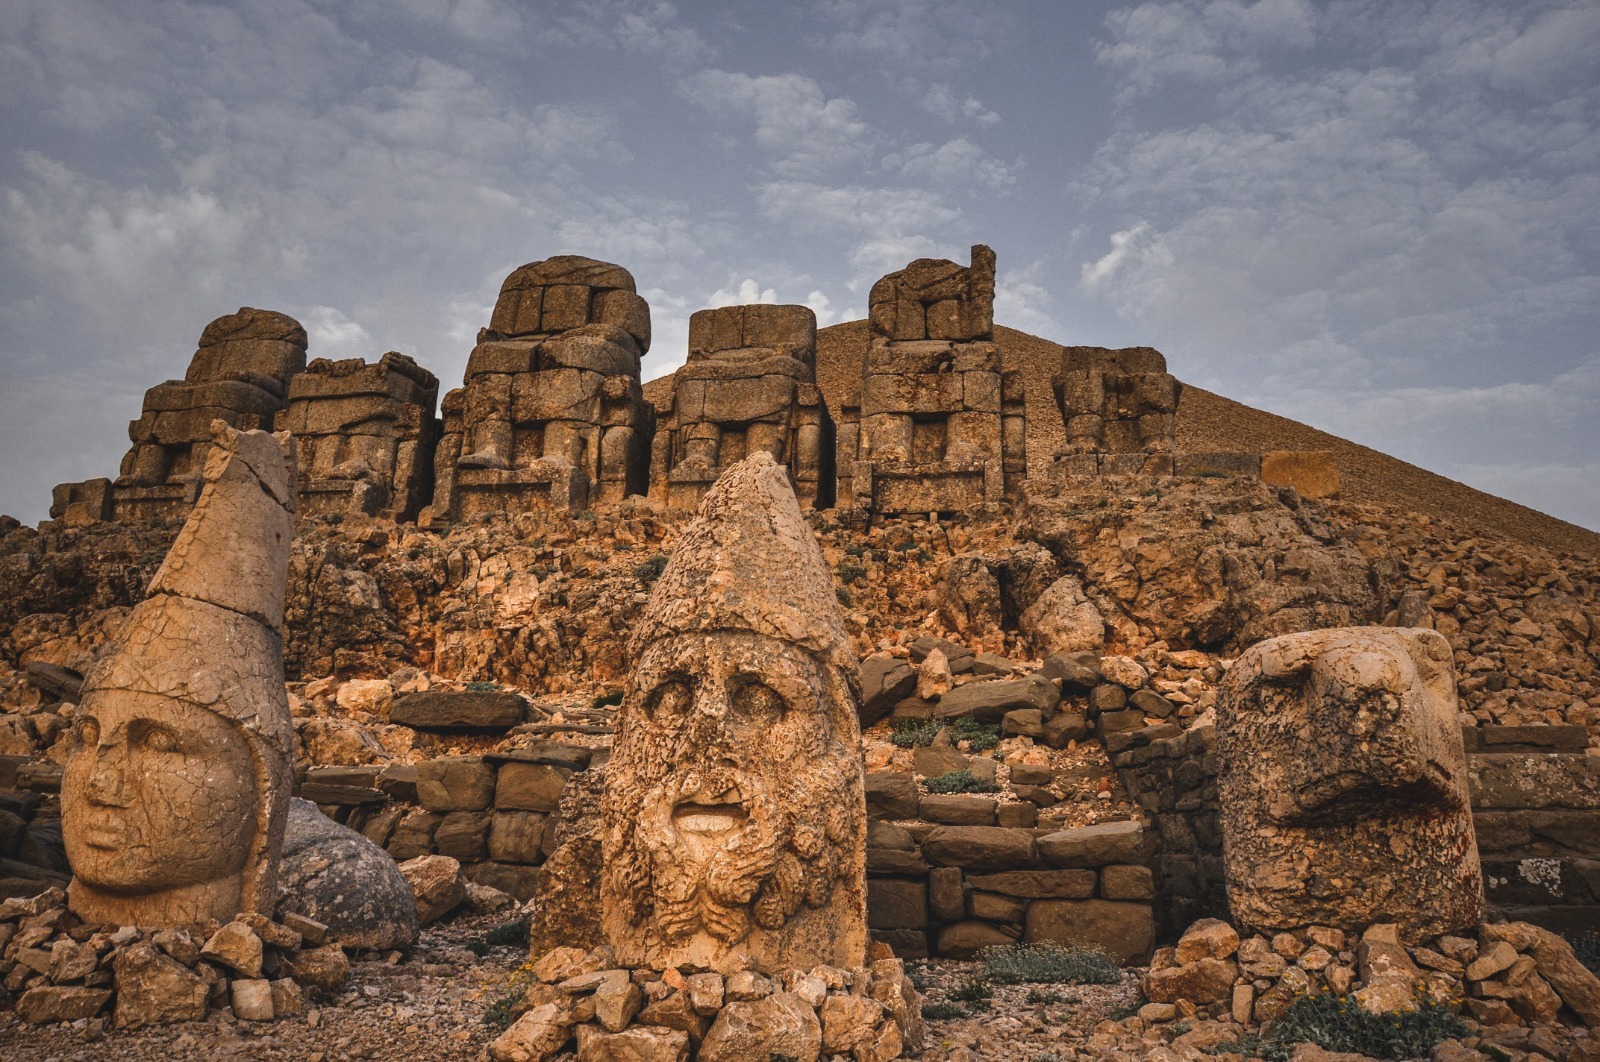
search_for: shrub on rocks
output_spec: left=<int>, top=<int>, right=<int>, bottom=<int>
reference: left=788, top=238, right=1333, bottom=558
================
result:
left=979, top=942, right=1121, bottom=985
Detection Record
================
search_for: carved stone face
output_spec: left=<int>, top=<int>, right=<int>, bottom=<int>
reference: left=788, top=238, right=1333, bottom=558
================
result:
left=602, top=630, right=865, bottom=969
left=63, top=692, right=258, bottom=894
left=1217, top=627, right=1482, bottom=940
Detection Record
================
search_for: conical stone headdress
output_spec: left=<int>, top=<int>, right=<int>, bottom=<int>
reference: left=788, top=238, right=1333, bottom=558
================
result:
left=629, top=451, right=858, bottom=683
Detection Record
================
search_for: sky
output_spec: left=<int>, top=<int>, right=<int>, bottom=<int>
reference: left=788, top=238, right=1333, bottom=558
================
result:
left=1, top=0, right=1596, bottom=529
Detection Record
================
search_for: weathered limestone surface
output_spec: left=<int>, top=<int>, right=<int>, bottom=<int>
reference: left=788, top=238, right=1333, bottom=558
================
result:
left=279, top=352, right=440, bottom=521
left=429, top=256, right=652, bottom=521
left=61, top=423, right=297, bottom=927
left=276, top=797, right=419, bottom=950
left=649, top=304, right=834, bottom=510
left=1053, top=346, right=1180, bottom=477
left=1216, top=626, right=1483, bottom=941
left=601, top=452, right=868, bottom=970
left=844, top=245, right=1025, bottom=512
left=52, top=309, right=308, bottom=524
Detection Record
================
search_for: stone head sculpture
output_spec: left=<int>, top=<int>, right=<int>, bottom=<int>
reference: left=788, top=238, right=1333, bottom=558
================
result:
left=1216, top=626, right=1482, bottom=941
left=63, top=422, right=296, bottom=928
left=602, top=451, right=868, bottom=970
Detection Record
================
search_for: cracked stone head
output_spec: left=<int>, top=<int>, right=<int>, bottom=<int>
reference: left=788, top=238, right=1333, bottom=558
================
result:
left=601, top=452, right=867, bottom=970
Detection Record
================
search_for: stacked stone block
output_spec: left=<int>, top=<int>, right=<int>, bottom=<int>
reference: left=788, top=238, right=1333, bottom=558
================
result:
left=51, top=308, right=306, bottom=523
left=278, top=352, right=440, bottom=522
left=428, top=256, right=652, bottom=523
left=844, top=245, right=1026, bottom=514
left=648, top=303, right=834, bottom=509
left=1052, top=345, right=1181, bottom=477
left=860, top=784, right=1159, bottom=963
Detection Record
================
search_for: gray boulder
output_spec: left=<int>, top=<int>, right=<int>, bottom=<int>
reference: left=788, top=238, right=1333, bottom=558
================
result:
left=277, top=798, right=419, bottom=950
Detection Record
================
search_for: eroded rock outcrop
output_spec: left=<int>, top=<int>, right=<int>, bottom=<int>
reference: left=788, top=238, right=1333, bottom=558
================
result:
left=1216, top=626, right=1483, bottom=941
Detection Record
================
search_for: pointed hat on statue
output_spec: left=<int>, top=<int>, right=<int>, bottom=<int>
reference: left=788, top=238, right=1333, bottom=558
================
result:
left=629, top=452, right=859, bottom=681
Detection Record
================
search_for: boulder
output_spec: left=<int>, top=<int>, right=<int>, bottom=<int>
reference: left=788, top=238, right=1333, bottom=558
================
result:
left=113, top=941, right=209, bottom=1028
left=865, top=772, right=920, bottom=821
left=699, top=992, right=822, bottom=1062
left=398, top=854, right=467, bottom=925
left=859, top=656, right=917, bottom=727
left=17, top=985, right=112, bottom=1024
left=1019, top=575, right=1105, bottom=654
left=1143, top=957, right=1239, bottom=1005
left=574, top=1024, right=690, bottom=1062
left=277, top=797, right=419, bottom=949
left=390, top=689, right=527, bottom=731
left=933, top=675, right=1061, bottom=724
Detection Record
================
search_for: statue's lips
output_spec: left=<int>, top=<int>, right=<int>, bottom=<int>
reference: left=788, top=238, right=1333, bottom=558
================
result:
left=75, top=814, right=129, bottom=849
left=672, top=802, right=748, bottom=835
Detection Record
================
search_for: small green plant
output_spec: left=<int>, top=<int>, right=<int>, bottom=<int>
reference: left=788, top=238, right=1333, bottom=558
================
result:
left=465, top=680, right=501, bottom=693
left=1033, top=1055, right=1067, bottom=1062
left=948, top=977, right=993, bottom=1009
left=949, top=716, right=1001, bottom=751
left=837, top=560, right=866, bottom=584
left=1164, top=1020, right=1191, bottom=1040
left=634, top=554, right=669, bottom=584
left=1108, top=996, right=1146, bottom=1021
left=889, top=718, right=942, bottom=748
left=981, top=942, right=1122, bottom=985
left=1211, top=991, right=1469, bottom=1062
left=921, top=1001, right=967, bottom=1020
left=592, top=690, right=623, bottom=709
left=1024, top=988, right=1066, bottom=1005
left=836, top=587, right=852, bottom=608
left=924, top=769, right=999, bottom=794
left=484, top=918, right=530, bottom=949
left=769, top=1055, right=801, bottom=1062
left=572, top=509, right=596, bottom=521
left=906, top=959, right=930, bottom=992
left=482, top=961, right=538, bottom=1031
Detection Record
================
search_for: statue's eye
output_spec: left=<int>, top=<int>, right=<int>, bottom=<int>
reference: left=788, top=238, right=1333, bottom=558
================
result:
left=734, top=678, right=787, bottom=721
left=74, top=718, right=99, bottom=748
left=645, top=677, right=692, bottom=720
left=131, top=721, right=180, bottom=754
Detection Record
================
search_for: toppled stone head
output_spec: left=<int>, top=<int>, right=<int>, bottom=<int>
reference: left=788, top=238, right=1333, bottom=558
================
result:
left=1216, top=626, right=1482, bottom=940
left=63, top=423, right=296, bottom=927
left=602, top=452, right=868, bottom=970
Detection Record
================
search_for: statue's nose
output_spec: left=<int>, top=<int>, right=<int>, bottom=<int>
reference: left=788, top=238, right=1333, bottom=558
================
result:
left=85, top=744, right=132, bottom=807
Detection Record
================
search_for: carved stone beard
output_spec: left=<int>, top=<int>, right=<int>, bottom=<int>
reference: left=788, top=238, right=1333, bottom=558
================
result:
left=614, top=744, right=856, bottom=948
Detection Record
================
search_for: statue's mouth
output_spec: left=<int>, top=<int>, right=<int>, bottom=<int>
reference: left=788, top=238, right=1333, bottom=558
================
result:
left=672, top=802, right=748, bottom=835
left=75, top=814, right=127, bottom=849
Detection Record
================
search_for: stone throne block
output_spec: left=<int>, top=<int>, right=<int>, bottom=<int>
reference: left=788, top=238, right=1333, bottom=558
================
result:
left=428, top=256, right=653, bottom=523
left=849, top=244, right=1025, bottom=514
left=1051, top=345, right=1181, bottom=479
left=648, top=303, right=835, bottom=510
left=279, top=351, right=440, bottom=522
left=51, top=308, right=307, bottom=525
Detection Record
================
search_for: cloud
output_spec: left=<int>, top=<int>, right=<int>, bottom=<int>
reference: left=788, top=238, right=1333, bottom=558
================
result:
left=1080, top=222, right=1168, bottom=293
left=706, top=278, right=777, bottom=307
left=886, top=138, right=1016, bottom=189
left=679, top=70, right=874, bottom=179
left=1096, top=0, right=1318, bottom=98
left=921, top=83, right=1000, bottom=126
left=304, top=306, right=372, bottom=357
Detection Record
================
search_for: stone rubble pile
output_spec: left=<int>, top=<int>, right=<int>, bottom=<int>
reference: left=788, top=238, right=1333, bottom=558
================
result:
left=487, top=942, right=923, bottom=1062
left=0, top=884, right=350, bottom=1028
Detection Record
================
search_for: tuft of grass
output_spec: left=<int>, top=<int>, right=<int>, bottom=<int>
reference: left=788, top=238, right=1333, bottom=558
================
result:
left=949, top=716, right=1001, bottom=752
left=948, top=976, right=993, bottom=1010
left=981, top=942, right=1122, bottom=986
left=889, top=718, right=942, bottom=748
left=465, top=680, right=501, bottom=693
left=1025, top=988, right=1067, bottom=1005
left=836, top=587, right=852, bottom=608
left=922, top=1001, right=967, bottom=1020
left=837, top=560, right=866, bottom=584
left=633, top=554, right=668, bottom=584
left=1210, top=991, right=1469, bottom=1062
left=924, top=769, right=999, bottom=794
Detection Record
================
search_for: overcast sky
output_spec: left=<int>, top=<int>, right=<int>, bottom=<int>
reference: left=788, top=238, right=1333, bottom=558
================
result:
left=2, top=0, right=1596, bottom=529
